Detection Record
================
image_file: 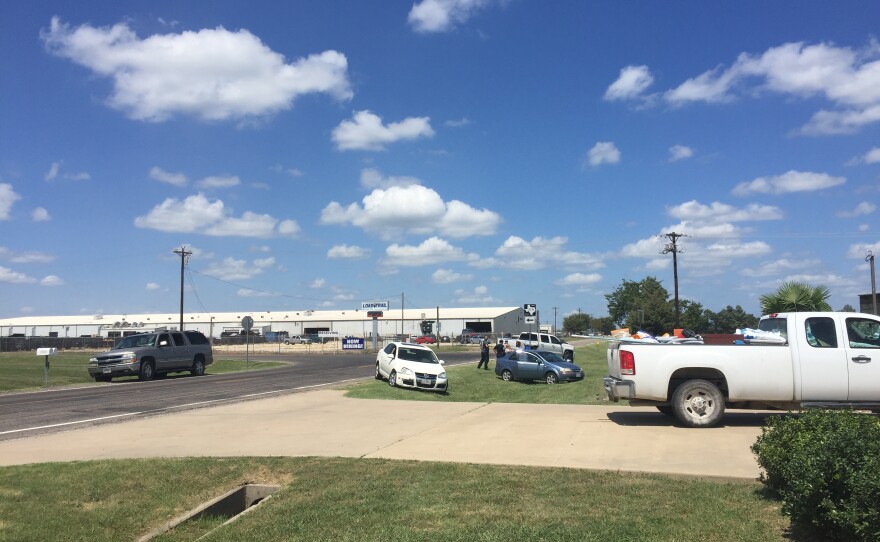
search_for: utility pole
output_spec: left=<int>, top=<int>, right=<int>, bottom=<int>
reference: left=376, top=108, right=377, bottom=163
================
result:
left=552, top=306, right=558, bottom=335
left=661, top=232, right=685, bottom=327
left=868, top=251, right=877, bottom=315
left=173, top=246, right=192, bottom=331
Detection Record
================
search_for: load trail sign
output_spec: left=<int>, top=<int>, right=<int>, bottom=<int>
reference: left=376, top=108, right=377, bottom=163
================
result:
left=523, top=304, right=537, bottom=316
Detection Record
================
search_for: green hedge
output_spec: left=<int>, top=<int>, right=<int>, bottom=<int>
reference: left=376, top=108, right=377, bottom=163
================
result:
left=751, top=410, right=880, bottom=541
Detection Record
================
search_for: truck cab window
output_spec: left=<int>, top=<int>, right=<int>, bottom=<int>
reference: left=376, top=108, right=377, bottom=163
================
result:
left=805, top=317, right=837, bottom=348
left=846, top=318, right=880, bottom=348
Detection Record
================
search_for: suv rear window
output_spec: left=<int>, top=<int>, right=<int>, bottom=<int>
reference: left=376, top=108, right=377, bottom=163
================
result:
left=184, top=331, right=210, bottom=345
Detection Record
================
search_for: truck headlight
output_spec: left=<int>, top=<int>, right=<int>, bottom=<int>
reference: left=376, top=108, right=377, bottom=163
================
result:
left=89, top=357, right=98, bottom=365
left=121, top=352, right=137, bottom=363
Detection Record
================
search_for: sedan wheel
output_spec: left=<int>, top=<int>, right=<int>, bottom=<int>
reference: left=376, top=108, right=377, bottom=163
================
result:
left=375, top=363, right=383, bottom=380
left=501, top=369, right=513, bottom=381
left=388, top=370, right=397, bottom=388
left=545, top=372, right=558, bottom=385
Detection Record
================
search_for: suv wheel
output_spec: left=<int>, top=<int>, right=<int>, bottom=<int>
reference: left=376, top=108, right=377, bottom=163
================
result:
left=191, top=358, right=206, bottom=377
left=138, top=361, right=155, bottom=382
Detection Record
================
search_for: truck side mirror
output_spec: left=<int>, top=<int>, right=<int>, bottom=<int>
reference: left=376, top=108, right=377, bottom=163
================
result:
left=159, top=340, right=169, bottom=347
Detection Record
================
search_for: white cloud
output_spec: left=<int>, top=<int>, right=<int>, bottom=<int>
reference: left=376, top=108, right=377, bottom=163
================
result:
left=31, top=207, right=51, bottom=222
left=847, top=241, right=880, bottom=259
left=41, top=275, right=63, bottom=286
left=454, top=285, right=496, bottom=305
left=837, top=201, right=877, bottom=218
left=484, top=236, right=604, bottom=271
left=741, top=257, right=823, bottom=277
left=134, top=193, right=299, bottom=238
left=432, top=268, right=472, bottom=284
left=0, top=184, right=22, bottom=220
left=847, top=146, right=880, bottom=165
left=0, top=266, right=36, bottom=284
left=309, top=278, right=326, bottom=289
left=270, top=165, right=304, bottom=177
left=146, top=282, right=160, bottom=290
left=385, top=237, right=476, bottom=267
left=332, top=110, right=434, bottom=151
left=203, top=256, right=273, bottom=281
left=327, top=244, right=370, bottom=259
left=444, top=117, right=472, bottom=127
left=149, top=167, right=188, bottom=186
left=668, top=145, right=694, bottom=162
left=42, top=17, right=352, bottom=122
left=320, top=184, right=500, bottom=239
left=408, top=0, right=492, bottom=33
left=555, top=273, right=602, bottom=286
left=45, top=162, right=60, bottom=181
left=197, top=175, right=241, bottom=189
left=604, top=65, right=654, bottom=101
left=667, top=201, right=783, bottom=223
left=237, top=288, right=277, bottom=297
left=359, top=168, right=419, bottom=189
left=586, top=141, right=620, bottom=166
left=8, top=251, right=55, bottom=264
left=732, top=170, right=845, bottom=196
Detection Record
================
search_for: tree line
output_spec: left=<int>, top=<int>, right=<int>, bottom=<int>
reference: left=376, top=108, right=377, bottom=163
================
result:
left=562, top=277, right=839, bottom=336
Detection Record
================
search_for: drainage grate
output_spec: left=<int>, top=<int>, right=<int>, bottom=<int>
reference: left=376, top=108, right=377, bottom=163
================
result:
left=138, top=484, right=280, bottom=541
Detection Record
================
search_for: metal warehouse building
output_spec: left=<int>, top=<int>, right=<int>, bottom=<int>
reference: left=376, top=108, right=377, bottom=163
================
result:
left=0, top=306, right=525, bottom=341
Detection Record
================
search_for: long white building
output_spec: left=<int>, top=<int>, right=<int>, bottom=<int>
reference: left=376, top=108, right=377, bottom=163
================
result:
left=0, top=307, right=527, bottom=340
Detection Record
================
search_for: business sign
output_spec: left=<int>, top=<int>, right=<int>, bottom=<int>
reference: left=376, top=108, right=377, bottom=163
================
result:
left=318, top=331, right=339, bottom=337
left=361, top=301, right=389, bottom=311
left=342, top=337, right=365, bottom=350
left=367, top=311, right=384, bottom=318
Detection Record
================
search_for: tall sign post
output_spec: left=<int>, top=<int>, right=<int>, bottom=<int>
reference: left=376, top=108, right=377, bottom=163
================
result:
left=241, top=316, right=254, bottom=368
left=363, top=301, right=389, bottom=350
left=523, top=304, right=537, bottom=347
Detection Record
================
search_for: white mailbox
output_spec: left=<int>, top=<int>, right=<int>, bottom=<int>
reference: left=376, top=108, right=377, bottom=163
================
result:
left=36, top=347, right=58, bottom=356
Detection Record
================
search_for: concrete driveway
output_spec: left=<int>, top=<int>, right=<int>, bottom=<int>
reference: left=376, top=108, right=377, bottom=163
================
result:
left=0, top=389, right=768, bottom=479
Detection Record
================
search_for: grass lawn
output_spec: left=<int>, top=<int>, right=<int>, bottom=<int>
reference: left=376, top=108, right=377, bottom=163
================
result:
left=0, top=352, right=284, bottom=392
left=0, top=457, right=790, bottom=542
left=344, top=342, right=611, bottom=404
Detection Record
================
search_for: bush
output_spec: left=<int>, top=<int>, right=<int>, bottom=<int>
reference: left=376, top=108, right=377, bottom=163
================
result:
left=751, top=410, right=880, bottom=541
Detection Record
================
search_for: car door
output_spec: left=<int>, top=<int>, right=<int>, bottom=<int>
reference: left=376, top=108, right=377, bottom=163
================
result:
left=844, top=316, right=880, bottom=401
left=154, top=333, right=175, bottom=371
left=378, top=344, right=396, bottom=377
left=797, top=316, right=849, bottom=400
left=170, top=332, right=189, bottom=369
left=517, top=352, right=542, bottom=380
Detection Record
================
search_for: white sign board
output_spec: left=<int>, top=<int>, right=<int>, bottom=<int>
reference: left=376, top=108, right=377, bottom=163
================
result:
left=318, top=331, right=340, bottom=337
left=524, top=316, right=536, bottom=324
left=361, top=301, right=389, bottom=311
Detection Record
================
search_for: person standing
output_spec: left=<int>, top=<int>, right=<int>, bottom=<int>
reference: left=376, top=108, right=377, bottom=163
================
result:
left=493, top=339, right=506, bottom=360
left=477, top=336, right=490, bottom=369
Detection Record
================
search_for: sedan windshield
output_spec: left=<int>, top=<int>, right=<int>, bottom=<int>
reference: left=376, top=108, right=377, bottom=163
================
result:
left=398, top=347, right=439, bottom=364
left=114, top=334, right=156, bottom=349
left=537, top=351, right=566, bottom=364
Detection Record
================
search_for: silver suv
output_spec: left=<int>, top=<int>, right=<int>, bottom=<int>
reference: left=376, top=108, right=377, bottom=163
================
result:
left=88, top=331, right=214, bottom=382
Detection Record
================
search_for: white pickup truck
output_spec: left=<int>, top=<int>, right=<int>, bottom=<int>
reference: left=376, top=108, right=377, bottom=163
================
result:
left=604, top=311, right=880, bottom=427
left=502, top=332, right=576, bottom=361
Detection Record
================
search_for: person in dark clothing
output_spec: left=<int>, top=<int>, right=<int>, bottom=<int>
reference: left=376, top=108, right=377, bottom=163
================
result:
left=477, top=337, right=490, bottom=369
left=493, top=340, right=506, bottom=360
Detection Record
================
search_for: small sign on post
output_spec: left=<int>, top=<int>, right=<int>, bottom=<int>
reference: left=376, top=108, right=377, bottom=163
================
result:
left=36, top=347, right=58, bottom=387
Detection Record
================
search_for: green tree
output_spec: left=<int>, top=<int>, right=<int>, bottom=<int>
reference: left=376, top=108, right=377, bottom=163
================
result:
left=709, top=305, right=759, bottom=333
left=840, top=304, right=856, bottom=312
left=591, top=316, right=615, bottom=335
left=605, top=276, right=674, bottom=335
left=562, top=312, right=592, bottom=334
left=679, top=300, right=711, bottom=333
left=759, top=281, right=832, bottom=314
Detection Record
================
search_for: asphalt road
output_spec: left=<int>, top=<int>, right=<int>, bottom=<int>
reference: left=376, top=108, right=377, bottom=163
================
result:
left=0, top=351, right=476, bottom=441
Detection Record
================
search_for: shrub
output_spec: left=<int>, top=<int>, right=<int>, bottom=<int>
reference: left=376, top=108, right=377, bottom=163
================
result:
left=751, top=410, right=880, bottom=541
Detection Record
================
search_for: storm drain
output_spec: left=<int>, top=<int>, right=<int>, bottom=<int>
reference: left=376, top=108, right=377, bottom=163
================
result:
left=138, top=484, right=280, bottom=541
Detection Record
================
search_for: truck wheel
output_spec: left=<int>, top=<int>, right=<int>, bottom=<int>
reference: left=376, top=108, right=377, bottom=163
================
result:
left=672, top=379, right=724, bottom=428
left=138, top=361, right=155, bottom=382
left=563, top=351, right=573, bottom=361
left=190, top=358, right=205, bottom=377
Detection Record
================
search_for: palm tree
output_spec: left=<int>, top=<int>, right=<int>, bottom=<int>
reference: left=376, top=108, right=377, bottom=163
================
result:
left=759, top=281, right=832, bottom=314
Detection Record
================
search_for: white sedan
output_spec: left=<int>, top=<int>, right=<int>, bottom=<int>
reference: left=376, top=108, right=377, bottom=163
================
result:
left=375, top=342, right=448, bottom=392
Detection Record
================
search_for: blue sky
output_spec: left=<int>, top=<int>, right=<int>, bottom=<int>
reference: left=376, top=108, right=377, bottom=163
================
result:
left=1, top=1, right=879, bottom=323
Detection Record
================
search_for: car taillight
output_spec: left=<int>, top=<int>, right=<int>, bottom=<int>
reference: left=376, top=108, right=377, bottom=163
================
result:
left=619, top=350, right=635, bottom=375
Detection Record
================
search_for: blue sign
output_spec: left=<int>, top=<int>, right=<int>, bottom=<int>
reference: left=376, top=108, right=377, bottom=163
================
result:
left=342, top=337, right=365, bottom=350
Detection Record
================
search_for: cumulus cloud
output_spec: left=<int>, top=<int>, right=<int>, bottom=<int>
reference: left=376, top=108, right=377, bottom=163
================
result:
left=847, top=146, right=880, bottom=165
left=667, top=200, right=783, bottom=223
left=146, top=282, right=160, bottom=290
left=41, top=17, right=352, bottom=122
left=732, top=170, right=845, bottom=196
left=741, top=257, right=823, bottom=277
left=385, top=237, right=476, bottom=267
left=32, top=208, right=51, bottom=222
left=454, top=285, right=496, bottom=305
left=555, top=273, right=602, bottom=286
left=444, top=117, right=472, bottom=128
left=847, top=241, right=880, bottom=259
left=41, top=275, right=63, bottom=286
left=332, top=110, right=434, bottom=151
left=134, top=193, right=299, bottom=238
left=0, top=266, right=36, bottom=284
left=202, top=256, right=275, bottom=281
left=408, top=0, right=493, bottom=33
left=197, top=175, right=241, bottom=189
left=44, top=162, right=60, bottom=181
left=320, top=184, right=500, bottom=239
left=327, top=244, right=370, bottom=259
left=6, top=250, right=55, bottom=264
left=0, top=184, right=22, bottom=220
left=309, top=278, right=326, bottom=288
left=359, top=168, right=419, bottom=189
left=476, top=236, right=604, bottom=272
left=586, top=141, right=620, bottom=166
left=604, top=65, right=654, bottom=101
left=149, top=167, right=188, bottom=186
left=837, top=201, right=877, bottom=218
left=668, top=145, right=694, bottom=162
left=432, top=268, right=472, bottom=284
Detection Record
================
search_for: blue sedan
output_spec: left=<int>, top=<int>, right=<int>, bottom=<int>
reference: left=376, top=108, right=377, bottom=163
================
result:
left=495, top=350, right=584, bottom=384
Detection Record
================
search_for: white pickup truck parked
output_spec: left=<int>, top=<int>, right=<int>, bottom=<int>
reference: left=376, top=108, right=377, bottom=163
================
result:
left=506, top=332, right=576, bottom=361
left=604, top=311, right=880, bottom=427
